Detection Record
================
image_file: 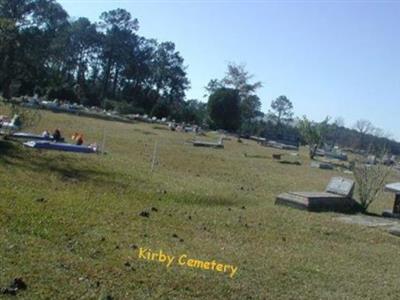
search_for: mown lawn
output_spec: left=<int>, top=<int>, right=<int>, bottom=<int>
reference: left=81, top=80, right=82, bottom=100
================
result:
left=1, top=107, right=400, bottom=299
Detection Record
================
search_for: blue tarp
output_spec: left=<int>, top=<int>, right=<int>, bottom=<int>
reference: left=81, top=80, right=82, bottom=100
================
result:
left=12, top=132, right=56, bottom=141
left=24, top=141, right=96, bottom=153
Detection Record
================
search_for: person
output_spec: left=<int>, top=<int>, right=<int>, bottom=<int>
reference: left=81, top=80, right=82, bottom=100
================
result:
left=75, top=134, right=84, bottom=145
left=42, top=130, right=50, bottom=138
left=72, top=132, right=84, bottom=145
left=53, top=129, right=62, bottom=142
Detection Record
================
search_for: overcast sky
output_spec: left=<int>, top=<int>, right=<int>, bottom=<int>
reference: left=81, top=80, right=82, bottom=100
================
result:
left=59, top=0, right=400, bottom=141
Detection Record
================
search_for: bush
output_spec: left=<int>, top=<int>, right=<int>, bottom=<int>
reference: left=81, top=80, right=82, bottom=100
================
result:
left=353, top=163, right=392, bottom=212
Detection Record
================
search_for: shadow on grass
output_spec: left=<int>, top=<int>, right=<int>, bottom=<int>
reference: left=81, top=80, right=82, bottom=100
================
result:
left=0, top=139, right=23, bottom=162
left=244, top=153, right=270, bottom=159
left=0, top=139, right=15, bottom=151
left=152, top=125, right=169, bottom=131
left=132, top=128, right=157, bottom=135
left=0, top=140, right=128, bottom=189
left=363, top=211, right=387, bottom=218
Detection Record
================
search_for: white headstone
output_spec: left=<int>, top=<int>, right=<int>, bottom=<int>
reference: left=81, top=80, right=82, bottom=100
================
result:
left=385, top=183, right=400, bottom=194
left=325, top=177, right=355, bottom=197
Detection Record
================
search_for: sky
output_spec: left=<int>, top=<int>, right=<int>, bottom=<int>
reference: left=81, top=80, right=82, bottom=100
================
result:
left=58, top=0, right=400, bottom=141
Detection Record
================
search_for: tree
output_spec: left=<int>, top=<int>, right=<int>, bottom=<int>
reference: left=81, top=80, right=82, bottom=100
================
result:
left=0, top=0, right=68, bottom=98
left=269, top=95, right=294, bottom=127
left=68, top=18, right=101, bottom=101
left=205, top=63, right=262, bottom=133
left=181, top=99, right=207, bottom=125
left=327, top=117, right=345, bottom=148
left=222, top=63, right=262, bottom=99
left=151, top=41, right=190, bottom=103
left=208, top=88, right=241, bottom=131
left=333, top=117, right=345, bottom=128
left=0, top=2, right=191, bottom=118
left=240, top=95, right=261, bottom=124
left=298, top=116, right=329, bottom=159
left=354, top=119, right=374, bottom=149
left=223, top=63, right=262, bottom=128
left=204, top=79, right=224, bottom=98
left=354, top=119, right=374, bottom=136
left=373, top=127, right=391, bottom=139
left=99, top=8, right=139, bottom=102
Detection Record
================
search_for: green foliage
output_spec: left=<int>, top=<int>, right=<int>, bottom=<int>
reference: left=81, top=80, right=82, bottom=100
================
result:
left=298, top=116, right=329, bottom=159
left=240, top=95, right=261, bottom=123
left=116, top=101, right=144, bottom=115
left=206, top=63, right=262, bottom=133
left=0, top=0, right=69, bottom=99
left=208, top=88, right=241, bottom=131
left=0, top=3, right=189, bottom=118
left=204, top=79, right=224, bottom=98
left=222, top=63, right=262, bottom=99
left=103, top=99, right=116, bottom=111
left=47, top=86, right=77, bottom=102
left=269, top=95, right=293, bottom=127
left=180, top=99, right=207, bottom=125
left=223, top=63, right=262, bottom=127
left=151, top=99, right=170, bottom=119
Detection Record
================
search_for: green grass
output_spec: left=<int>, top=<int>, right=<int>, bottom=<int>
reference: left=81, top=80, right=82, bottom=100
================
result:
left=1, top=107, right=400, bottom=299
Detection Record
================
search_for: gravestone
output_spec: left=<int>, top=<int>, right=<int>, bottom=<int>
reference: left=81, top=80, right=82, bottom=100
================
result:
left=384, top=183, right=400, bottom=217
left=276, top=177, right=359, bottom=213
left=311, top=162, right=334, bottom=170
left=367, top=155, right=376, bottom=165
left=325, top=177, right=355, bottom=198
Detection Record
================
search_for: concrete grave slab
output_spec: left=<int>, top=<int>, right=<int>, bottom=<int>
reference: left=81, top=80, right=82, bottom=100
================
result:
left=276, top=177, right=360, bottom=213
left=388, top=226, right=400, bottom=237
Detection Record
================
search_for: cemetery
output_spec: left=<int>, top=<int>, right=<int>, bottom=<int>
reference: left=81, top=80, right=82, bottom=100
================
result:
left=1, top=104, right=400, bottom=299
left=1, top=1, right=400, bottom=299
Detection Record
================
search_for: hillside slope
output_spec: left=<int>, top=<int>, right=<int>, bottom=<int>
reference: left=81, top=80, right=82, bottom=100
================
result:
left=1, top=110, right=400, bottom=299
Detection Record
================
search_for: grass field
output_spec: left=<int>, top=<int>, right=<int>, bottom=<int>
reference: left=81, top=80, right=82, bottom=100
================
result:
left=1, top=107, right=400, bottom=299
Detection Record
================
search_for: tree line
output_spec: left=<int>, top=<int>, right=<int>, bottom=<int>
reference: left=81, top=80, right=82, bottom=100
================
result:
left=0, top=1, right=190, bottom=119
left=205, top=64, right=400, bottom=155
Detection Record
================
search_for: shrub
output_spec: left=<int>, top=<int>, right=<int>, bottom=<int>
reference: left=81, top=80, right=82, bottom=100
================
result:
left=353, top=163, right=392, bottom=212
